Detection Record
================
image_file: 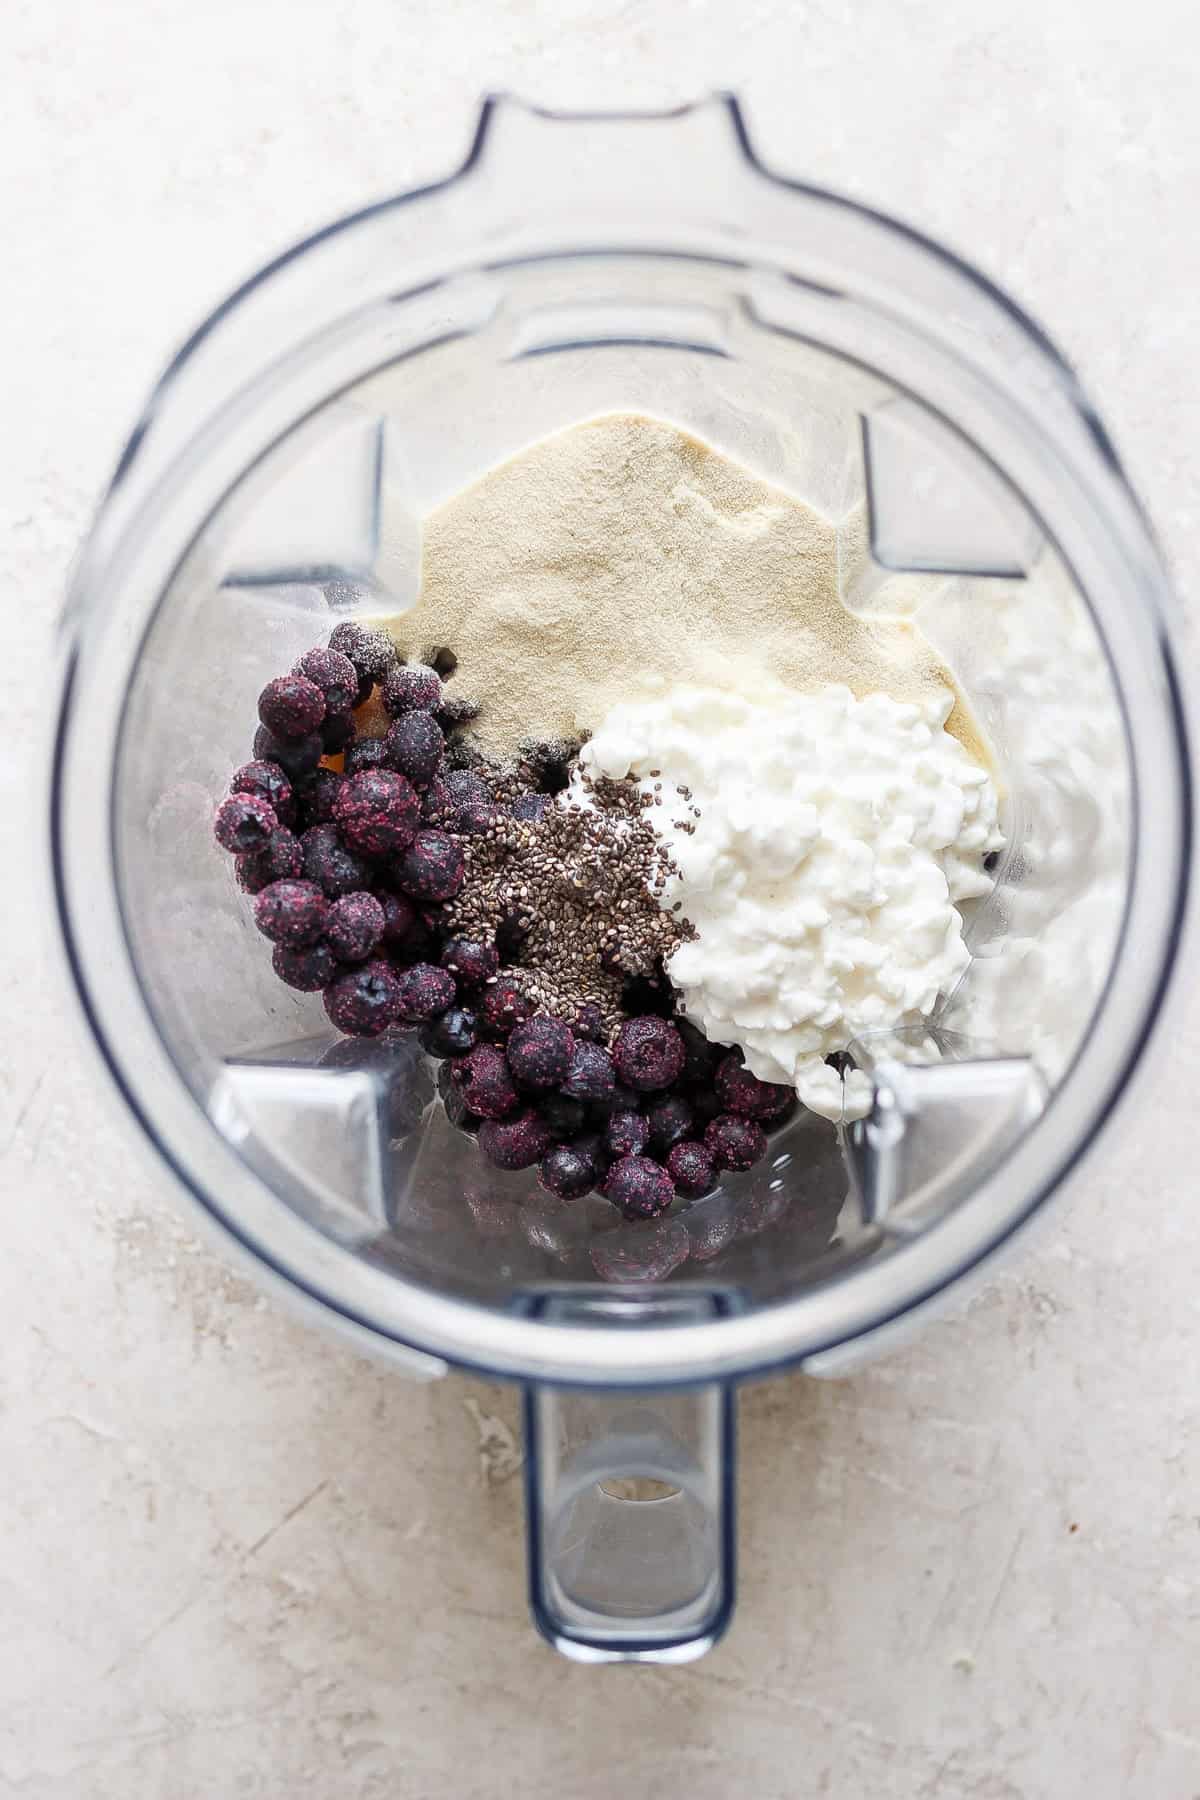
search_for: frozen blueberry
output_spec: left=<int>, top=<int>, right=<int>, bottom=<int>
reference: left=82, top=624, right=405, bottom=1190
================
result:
left=440, top=938, right=500, bottom=988
left=392, top=962, right=457, bottom=1024
left=677, top=1018, right=720, bottom=1086
left=666, top=1140, right=715, bottom=1199
left=605, top=1155, right=676, bottom=1222
left=345, top=736, right=392, bottom=776
left=384, top=712, right=445, bottom=785
left=714, top=1051, right=795, bottom=1122
left=300, top=823, right=370, bottom=898
left=292, top=766, right=343, bottom=827
left=436, top=692, right=481, bottom=730
left=537, top=1145, right=594, bottom=1201
left=604, top=1110, right=649, bottom=1160
left=479, top=978, right=534, bottom=1041
left=507, top=1016, right=575, bottom=1090
left=510, top=792, right=548, bottom=823
left=253, top=878, right=328, bottom=948
left=647, top=1095, right=694, bottom=1156
left=323, top=958, right=404, bottom=1036
left=375, top=890, right=416, bottom=946
left=572, top=1131, right=605, bottom=1177
left=704, top=1114, right=768, bottom=1173
left=451, top=1044, right=519, bottom=1121
left=688, top=1086, right=723, bottom=1131
left=587, top=1079, right=639, bottom=1120
left=295, top=646, right=359, bottom=716
left=382, top=662, right=442, bottom=716
left=419, top=1006, right=478, bottom=1059
left=445, top=769, right=490, bottom=807
left=612, top=1017, right=686, bottom=1092
left=229, top=760, right=295, bottom=827
left=253, top=724, right=324, bottom=780
left=328, top=621, right=398, bottom=683
left=420, top=776, right=454, bottom=824
left=271, top=940, right=337, bottom=992
left=320, top=711, right=356, bottom=754
left=235, top=826, right=304, bottom=893
left=394, top=829, right=465, bottom=902
left=572, top=1003, right=607, bottom=1045
left=258, top=674, right=325, bottom=741
left=325, top=891, right=385, bottom=963
left=214, top=793, right=277, bottom=854
left=456, top=797, right=497, bottom=836
left=477, top=1108, right=554, bottom=1172
left=538, top=1093, right=587, bottom=1139
left=562, top=1041, right=616, bottom=1105
left=333, top=768, right=421, bottom=857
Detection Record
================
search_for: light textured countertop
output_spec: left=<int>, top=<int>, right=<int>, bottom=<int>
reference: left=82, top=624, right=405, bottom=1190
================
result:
left=3, top=3, right=1199, bottom=1795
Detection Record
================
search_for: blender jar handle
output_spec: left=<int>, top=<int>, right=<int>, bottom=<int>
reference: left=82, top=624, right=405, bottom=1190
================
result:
left=523, top=1375, right=736, bottom=1662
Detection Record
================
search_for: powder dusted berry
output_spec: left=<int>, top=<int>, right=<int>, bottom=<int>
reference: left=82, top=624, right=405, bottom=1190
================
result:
left=479, top=978, right=535, bottom=1042
left=375, top=890, right=416, bottom=947
left=328, top=620, right=398, bottom=684
left=394, top=829, right=464, bottom=902
left=323, top=959, right=404, bottom=1036
left=510, top=793, right=548, bottom=823
left=605, top=1155, right=676, bottom=1221
left=604, top=1110, right=649, bottom=1160
left=714, top=1052, right=795, bottom=1122
left=538, top=1093, right=587, bottom=1139
left=254, top=725, right=324, bottom=780
left=419, top=1006, right=478, bottom=1059
left=451, top=1044, right=519, bottom=1121
left=385, top=713, right=445, bottom=785
left=477, top=1108, right=554, bottom=1172
left=507, top=1016, right=575, bottom=1091
left=325, top=891, right=385, bottom=963
left=562, top=1041, right=616, bottom=1105
left=253, top=878, right=328, bottom=948
left=230, top=760, right=295, bottom=827
left=666, top=1140, right=715, bottom=1199
left=301, top=823, right=370, bottom=899
left=295, top=646, right=359, bottom=717
left=440, top=938, right=499, bottom=988
left=436, top=692, right=481, bottom=730
left=333, top=768, right=420, bottom=858
left=393, top=962, right=457, bottom=1024
left=271, top=940, right=337, bottom=992
left=214, top=793, right=277, bottom=854
left=235, top=827, right=304, bottom=893
left=383, top=661, right=443, bottom=716
left=258, top=674, right=326, bottom=741
left=345, top=737, right=391, bottom=776
left=647, top=1095, right=694, bottom=1156
left=704, top=1114, right=768, bottom=1172
left=292, top=766, right=343, bottom=828
left=442, top=1082, right=480, bottom=1137
left=612, top=1017, right=686, bottom=1092
left=538, top=1145, right=595, bottom=1201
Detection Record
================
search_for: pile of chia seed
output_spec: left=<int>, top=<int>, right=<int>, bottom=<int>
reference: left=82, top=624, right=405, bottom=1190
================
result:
left=445, top=772, right=696, bottom=1040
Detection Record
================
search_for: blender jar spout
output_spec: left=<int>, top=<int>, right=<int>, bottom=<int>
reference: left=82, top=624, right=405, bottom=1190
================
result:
left=523, top=1295, right=735, bottom=1662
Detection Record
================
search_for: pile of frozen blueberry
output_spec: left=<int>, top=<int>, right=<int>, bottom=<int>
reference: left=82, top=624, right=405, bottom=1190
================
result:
left=212, top=622, right=795, bottom=1220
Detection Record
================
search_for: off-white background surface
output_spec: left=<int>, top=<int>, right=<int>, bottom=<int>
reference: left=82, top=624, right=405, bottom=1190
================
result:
left=3, top=2, right=1199, bottom=1795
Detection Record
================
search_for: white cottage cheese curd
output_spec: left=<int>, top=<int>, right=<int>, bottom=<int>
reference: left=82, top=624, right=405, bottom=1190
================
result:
left=579, top=683, right=1003, bottom=1121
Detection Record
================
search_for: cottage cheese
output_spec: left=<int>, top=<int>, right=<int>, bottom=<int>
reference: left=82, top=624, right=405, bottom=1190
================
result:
left=580, top=682, right=1003, bottom=1121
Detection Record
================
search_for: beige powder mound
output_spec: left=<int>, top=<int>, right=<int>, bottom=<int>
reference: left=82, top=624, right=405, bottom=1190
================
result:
left=382, top=412, right=984, bottom=763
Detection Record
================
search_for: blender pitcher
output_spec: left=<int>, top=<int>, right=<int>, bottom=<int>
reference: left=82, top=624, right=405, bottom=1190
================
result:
left=49, top=97, right=1192, bottom=1660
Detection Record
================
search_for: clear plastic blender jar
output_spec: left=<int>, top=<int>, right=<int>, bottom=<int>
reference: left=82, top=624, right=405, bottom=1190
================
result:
left=49, top=98, right=1192, bottom=1660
